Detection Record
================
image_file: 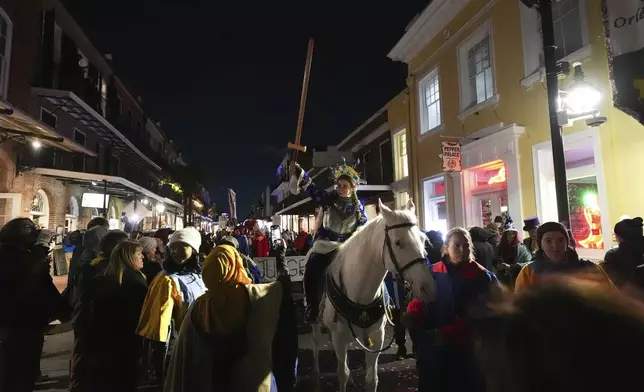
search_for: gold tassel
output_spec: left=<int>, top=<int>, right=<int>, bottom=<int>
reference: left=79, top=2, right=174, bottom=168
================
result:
left=367, top=337, right=373, bottom=348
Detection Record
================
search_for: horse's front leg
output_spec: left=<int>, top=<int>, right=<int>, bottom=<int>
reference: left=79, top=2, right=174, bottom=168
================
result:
left=331, top=328, right=350, bottom=392
left=365, top=321, right=385, bottom=392
left=311, top=322, right=322, bottom=382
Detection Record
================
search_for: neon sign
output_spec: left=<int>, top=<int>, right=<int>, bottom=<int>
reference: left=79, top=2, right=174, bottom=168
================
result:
left=488, top=167, right=506, bottom=185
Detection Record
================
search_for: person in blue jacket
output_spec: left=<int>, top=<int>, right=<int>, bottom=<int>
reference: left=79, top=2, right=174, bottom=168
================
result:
left=290, top=160, right=367, bottom=323
left=406, top=227, right=499, bottom=392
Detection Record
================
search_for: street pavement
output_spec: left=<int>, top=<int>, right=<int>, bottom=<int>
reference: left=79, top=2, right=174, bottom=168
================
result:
left=39, top=326, right=418, bottom=391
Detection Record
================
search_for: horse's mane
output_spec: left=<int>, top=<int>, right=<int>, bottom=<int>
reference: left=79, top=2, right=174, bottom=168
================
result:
left=338, top=208, right=418, bottom=253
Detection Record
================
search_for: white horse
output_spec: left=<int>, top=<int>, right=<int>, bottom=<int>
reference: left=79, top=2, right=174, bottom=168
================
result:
left=310, top=199, right=437, bottom=392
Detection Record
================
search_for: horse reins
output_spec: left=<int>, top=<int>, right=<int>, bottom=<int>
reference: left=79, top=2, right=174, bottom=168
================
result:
left=384, top=222, right=427, bottom=282
left=346, top=222, right=426, bottom=353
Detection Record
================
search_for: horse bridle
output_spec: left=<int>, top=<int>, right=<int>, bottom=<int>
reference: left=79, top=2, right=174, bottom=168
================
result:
left=384, top=222, right=427, bottom=281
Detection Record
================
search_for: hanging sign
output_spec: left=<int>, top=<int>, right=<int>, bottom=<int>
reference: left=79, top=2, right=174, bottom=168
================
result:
left=604, top=0, right=644, bottom=123
left=441, top=141, right=462, bottom=172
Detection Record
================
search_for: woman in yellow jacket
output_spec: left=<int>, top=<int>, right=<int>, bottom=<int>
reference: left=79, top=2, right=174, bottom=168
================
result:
left=137, top=227, right=205, bottom=384
left=515, top=222, right=612, bottom=292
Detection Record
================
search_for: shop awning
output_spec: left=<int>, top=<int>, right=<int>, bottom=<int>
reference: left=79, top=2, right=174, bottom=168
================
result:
left=274, top=185, right=392, bottom=216
left=0, top=100, right=96, bottom=156
left=31, top=88, right=162, bottom=171
left=32, top=168, right=183, bottom=210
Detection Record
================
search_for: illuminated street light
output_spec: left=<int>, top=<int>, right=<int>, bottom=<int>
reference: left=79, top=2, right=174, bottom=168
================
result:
left=32, top=140, right=42, bottom=149
left=562, top=63, right=601, bottom=115
left=156, top=204, right=165, bottom=213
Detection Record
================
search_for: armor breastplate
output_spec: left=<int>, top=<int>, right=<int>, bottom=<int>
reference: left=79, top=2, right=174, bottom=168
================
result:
left=323, top=206, right=357, bottom=236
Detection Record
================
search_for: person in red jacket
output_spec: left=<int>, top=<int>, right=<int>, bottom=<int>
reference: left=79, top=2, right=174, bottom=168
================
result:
left=253, top=230, right=270, bottom=257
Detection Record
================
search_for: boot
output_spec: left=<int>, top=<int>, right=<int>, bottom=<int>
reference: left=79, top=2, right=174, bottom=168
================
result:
left=396, top=345, right=407, bottom=360
left=305, top=305, right=318, bottom=323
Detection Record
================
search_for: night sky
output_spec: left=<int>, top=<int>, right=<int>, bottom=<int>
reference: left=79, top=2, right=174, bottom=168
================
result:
left=66, top=0, right=429, bottom=215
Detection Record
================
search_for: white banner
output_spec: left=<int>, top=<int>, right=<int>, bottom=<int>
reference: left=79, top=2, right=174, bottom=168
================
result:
left=254, top=256, right=308, bottom=282
left=228, top=188, right=237, bottom=220
left=606, top=1, right=644, bottom=56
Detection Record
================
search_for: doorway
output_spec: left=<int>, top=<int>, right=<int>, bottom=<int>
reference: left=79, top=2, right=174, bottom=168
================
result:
left=472, top=191, right=508, bottom=227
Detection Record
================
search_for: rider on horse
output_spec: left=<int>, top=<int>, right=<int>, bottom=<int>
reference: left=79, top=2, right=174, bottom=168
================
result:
left=289, top=160, right=367, bottom=323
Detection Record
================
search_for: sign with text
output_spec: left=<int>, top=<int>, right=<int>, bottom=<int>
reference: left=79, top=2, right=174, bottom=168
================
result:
left=605, top=0, right=644, bottom=124
left=441, top=141, right=462, bottom=172
left=255, top=256, right=308, bottom=282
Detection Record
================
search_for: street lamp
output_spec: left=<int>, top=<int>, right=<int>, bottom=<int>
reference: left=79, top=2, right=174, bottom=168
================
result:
left=156, top=204, right=165, bottom=213
left=522, top=0, right=606, bottom=226
left=31, top=140, right=42, bottom=149
left=557, top=63, right=605, bottom=127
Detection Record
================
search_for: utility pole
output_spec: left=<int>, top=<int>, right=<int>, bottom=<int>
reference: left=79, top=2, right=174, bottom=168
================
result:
left=528, top=0, right=571, bottom=225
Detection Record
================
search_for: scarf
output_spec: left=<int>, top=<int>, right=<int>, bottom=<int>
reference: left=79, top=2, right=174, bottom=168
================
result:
left=195, top=244, right=252, bottom=335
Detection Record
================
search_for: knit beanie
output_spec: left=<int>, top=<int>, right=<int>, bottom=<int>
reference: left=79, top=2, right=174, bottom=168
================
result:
left=614, top=217, right=644, bottom=242
left=536, top=222, right=569, bottom=248
left=138, top=236, right=158, bottom=255
left=168, top=226, right=202, bottom=252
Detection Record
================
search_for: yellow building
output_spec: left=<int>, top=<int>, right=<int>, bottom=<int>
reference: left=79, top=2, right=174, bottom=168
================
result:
left=386, top=89, right=414, bottom=210
left=388, top=0, right=644, bottom=260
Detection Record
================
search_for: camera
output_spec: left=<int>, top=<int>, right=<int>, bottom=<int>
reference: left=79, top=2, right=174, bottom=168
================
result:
left=586, top=116, right=607, bottom=127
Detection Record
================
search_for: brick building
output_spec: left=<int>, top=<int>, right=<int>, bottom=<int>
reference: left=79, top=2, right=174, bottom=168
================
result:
left=0, top=0, right=186, bottom=232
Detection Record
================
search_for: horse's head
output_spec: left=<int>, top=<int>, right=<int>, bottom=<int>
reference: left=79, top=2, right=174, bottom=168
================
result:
left=379, top=199, right=436, bottom=303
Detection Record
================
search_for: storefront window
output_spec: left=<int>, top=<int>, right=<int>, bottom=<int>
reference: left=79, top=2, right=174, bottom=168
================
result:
left=423, top=177, right=447, bottom=235
left=533, top=131, right=608, bottom=256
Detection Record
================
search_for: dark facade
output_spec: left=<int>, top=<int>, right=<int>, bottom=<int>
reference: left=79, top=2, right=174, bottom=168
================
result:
left=0, top=0, right=185, bottom=231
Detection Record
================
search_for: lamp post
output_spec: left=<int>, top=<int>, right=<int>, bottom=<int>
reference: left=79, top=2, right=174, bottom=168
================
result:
left=539, top=0, right=571, bottom=225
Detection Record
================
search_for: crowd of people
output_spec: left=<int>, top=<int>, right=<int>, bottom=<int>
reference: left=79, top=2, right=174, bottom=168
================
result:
left=0, top=216, right=298, bottom=392
left=2, top=197, right=644, bottom=392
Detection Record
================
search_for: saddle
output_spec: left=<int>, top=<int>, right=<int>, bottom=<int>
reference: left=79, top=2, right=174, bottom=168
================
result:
left=324, top=266, right=386, bottom=330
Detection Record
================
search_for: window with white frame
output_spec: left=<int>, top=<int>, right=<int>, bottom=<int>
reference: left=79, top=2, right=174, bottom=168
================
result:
left=459, top=24, right=495, bottom=110
left=393, top=130, right=409, bottom=180
left=423, top=177, right=447, bottom=235
left=552, top=0, right=583, bottom=60
left=418, top=68, right=441, bottom=133
left=0, top=9, right=11, bottom=99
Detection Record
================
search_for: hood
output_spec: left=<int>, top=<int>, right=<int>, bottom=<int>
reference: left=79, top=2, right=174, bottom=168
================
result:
left=470, top=227, right=494, bottom=242
left=82, top=225, right=108, bottom=253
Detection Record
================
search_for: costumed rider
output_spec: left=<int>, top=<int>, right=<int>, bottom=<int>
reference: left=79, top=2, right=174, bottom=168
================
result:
left=290, top=159, right=367, bottom=323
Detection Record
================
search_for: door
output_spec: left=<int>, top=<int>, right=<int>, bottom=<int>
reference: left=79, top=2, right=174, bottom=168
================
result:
left=472, top=191, right=508, bottom=227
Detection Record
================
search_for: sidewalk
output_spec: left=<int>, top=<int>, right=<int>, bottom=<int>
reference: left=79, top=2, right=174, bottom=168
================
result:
left=37, top=331, right=72, bottom=392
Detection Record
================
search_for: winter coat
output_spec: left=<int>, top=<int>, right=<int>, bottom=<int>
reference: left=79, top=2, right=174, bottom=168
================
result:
left=410, top=258, right=498, bottom=392
left=515, top=248, right=611, bottom=292
left=137, top=271, right=206, bottom=343
left=69, top=226, right=108, bottom=325
left=271, top=275, right=298, bottom=392
left=385, top=272, right=408, bottom=309
left=236, top=235, right=251, bottom=257
left=164, top=283, right=282, bottom=392
left=601, top=244, right=644, bottom=288
left=84, top=269, right=148, bottom=392
left=142, top=256, right=164, bottom=285
left=494, top=244, right=532, bottom=289
left=469, top=227, right=496, bottom=270
left=0, top=244, right=62, bottom=328
left=253, top=235, right=270, bottom=258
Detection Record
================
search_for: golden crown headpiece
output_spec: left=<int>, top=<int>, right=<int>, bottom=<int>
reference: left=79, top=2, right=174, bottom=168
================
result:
left=332, top=158, right=362, bottom=185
